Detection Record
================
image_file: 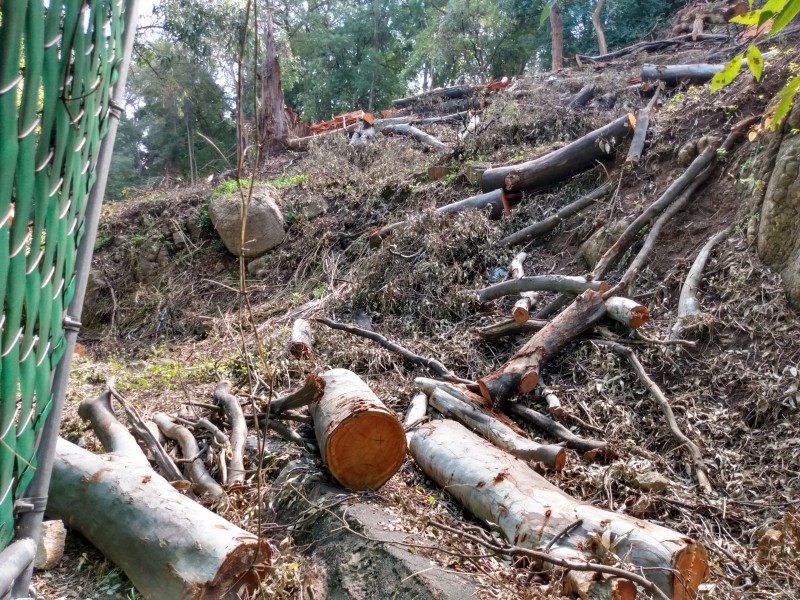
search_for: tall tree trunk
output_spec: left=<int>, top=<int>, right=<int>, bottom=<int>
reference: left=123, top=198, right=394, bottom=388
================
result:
left=368, top=0, right=379, bottom=111
left=550, top=3, right=564, bottom=71
left=259, top=4, right=289, bottom=161
left=593, top=0, right=608, bottom=55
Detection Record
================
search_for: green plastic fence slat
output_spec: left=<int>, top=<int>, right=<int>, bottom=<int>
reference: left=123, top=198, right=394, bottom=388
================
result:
left=0, top=0, right=130, bottom=551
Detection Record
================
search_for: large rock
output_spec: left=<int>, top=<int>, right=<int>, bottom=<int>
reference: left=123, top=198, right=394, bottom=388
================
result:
left=209, top=185, right=285, bottom=257
left=757, top=104, right=800, bottom=308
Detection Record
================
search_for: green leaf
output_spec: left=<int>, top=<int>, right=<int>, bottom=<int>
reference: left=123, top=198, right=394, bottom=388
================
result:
left=770, top=0, right=800, bottom=34
left=730, top=10, right=762, bottom=24
left=711, top=54, right=744, bottom=92
left=772, top=76, right=800, bottom=130
left=539, top=0, right=557, bottom=28
left=746, top=45, right=764, bottom=81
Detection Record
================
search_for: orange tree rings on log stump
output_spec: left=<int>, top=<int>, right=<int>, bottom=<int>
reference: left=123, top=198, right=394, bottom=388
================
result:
left=410, top=420, right=708, bottom=600
left=481, top=114, right=633, bottom=193
left=479, top=289, right=607, bottom=404
left=311, top=369, right=406, bottom=490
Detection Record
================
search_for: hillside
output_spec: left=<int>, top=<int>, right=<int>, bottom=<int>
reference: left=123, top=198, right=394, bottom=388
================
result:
left=35, top=30, right=800, bottom=600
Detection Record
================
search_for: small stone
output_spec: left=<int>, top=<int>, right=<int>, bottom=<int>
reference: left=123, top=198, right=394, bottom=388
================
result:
left=631, top=470, right=671, bottom=492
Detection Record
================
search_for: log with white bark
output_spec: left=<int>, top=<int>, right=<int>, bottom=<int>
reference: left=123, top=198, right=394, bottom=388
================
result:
left=152, top=413, right=226, bottom=499
left=605, top=297, right=650, bottom=329
left=669, top=228, right=729, bottom=341
left=477, top=275, right=607, bottom=304
left=310, top=369, right=406, bottom=490
left=410, top=420, right=708, bottom=599
left=413, top=377, right=527, bottom=436
left=48, top=438, right=272, bottom=600
left=506, top=252, right=539, bottom=323
left=380, top=123, right=447, bottom=151
left=479, top=290, right=608, bottom=404
left=213, top=382, right=247, bottom=486
left=290, top=318, right=314, bottom=359
left=392, top=84, right=482, bottom=109
left=498, top=183, right=612, bottom=247
left=404, top=392, right=429, bottom=429
left=427, top=388, right=566, bottom=470
left=626, top=86, right=661, bottom=165
left=642, top=52, right=775, bottom=86
left=481, top=115, right=633, bottom=193
left=475, top=318, right=549, bottom=341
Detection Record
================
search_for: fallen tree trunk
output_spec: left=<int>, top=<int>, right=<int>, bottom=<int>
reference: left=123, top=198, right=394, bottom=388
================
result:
left=380, top=123, right=447, bottom=151
left=269, top=373, right=325, bottom=414
left=286, top=116, right=414, bottom=151
left=642, top=53, right=774, bottom=86
left=498, top=182, right=612, bottom=247
left=48, top=438, right=272, bottom=600
left=310, top=369, right=406, bottom=490
left=404, top=392, right=429, bottom=430
left=506, top=402, right=609, bottom=454
left=575, top=33, right=728, bottom=64
left=392, top=84, right=481, bottom=109
left=669, top=228, right=729, bottom=341
left=427, top=388, right=566, bottom=470
left=409, top=420, right=708, bottom=599
left=290, top=318, right=314, bottom=359
left=213, top=382, right=247, bottom=486
left=479, top=290, right=607, bottom=404
left=477, top=275, right=607, bottom=304
left=481, top=114, right=633, bottom=193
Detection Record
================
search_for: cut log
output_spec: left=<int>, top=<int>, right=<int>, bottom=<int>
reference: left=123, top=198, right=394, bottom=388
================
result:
left=409, top=420, right=708, bottom=599
left=506, top=402, right=609, bottom=454
left=152, top=413, right=225, bottom=499
left=392, top=84, right=481, bottom=109
left=605, top=297, right=650, bottom=328
left=213, top=382, right=247, bottom=485
left=512, top=295, right=537, bottom=323
left=417, top=111, right=471, bottom=125
left=476, top=318, right=549, bottom=341
left=78, top=390, right=147, bottom=463
left=404, top=392, right=429, bottom=430
left=669, top=228, right=729, bottom=341
left=310, top=369, right=406, bottom=490
left=642, top=53, right=775, bottom=86
left=568, top=84, right=597, bottom=108
left=380, top=123, right=447, bottom=151
left=498, top=182, right=612, bottom=247
left=626, top=86, right=662, bottom=165
left=481, top=115, right=633, bottom=193
left=479, top=290, right=608, bottom=404
left=48, top=438, right=272, bottom=600
left=478, top=275, right=607, bottom=304
left=427, top=388, right=566, bottom=470
left=34, top=520, right=66, bottom=570
left=290, top=318, right=314, bottom=359
left=575, top=33, right=729, bottom=64
left=286, top=116, right=414, bottom=151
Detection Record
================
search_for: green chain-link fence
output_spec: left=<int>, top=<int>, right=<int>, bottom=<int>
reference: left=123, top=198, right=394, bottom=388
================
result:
left=0, top=0, right=135, bottom=578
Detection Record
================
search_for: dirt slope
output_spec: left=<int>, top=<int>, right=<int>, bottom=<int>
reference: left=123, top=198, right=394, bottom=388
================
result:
left=37, top=33, right=800, bottom=600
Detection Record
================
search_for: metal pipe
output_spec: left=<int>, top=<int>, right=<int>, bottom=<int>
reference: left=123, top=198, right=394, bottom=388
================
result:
left=8, top=1, right=140, bottom=597
left=0, top=540, right=36, bottom=599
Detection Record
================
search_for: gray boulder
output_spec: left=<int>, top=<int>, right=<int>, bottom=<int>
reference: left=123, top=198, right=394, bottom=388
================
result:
left=209, top=185, right=285, bottom=257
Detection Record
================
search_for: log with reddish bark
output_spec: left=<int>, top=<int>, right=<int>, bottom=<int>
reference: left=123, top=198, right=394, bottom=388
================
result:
left=479, top=290, right=607, bottom=404
left=290, top=318, right=314, bottom=359
left=310, top=369, right=406, bottom=490
left=498, top=182, right=612, bottom=247
left=427, top=388, right=566, bottom=470
left=481, top=115, right=633, bottom=193
left=409, top=420, right=708, bottom=599
left=48, top=410, right=272, bottom=600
